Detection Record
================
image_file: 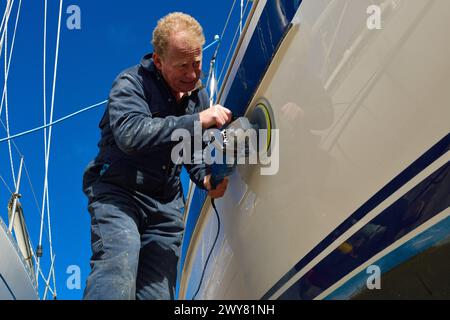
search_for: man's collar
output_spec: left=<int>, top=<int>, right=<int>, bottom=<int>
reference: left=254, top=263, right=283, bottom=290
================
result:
left=140, top=53, right=154, bottom=72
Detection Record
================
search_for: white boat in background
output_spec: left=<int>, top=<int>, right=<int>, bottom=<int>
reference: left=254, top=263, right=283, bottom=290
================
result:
left=0, top=212, right=38, bottom=300
left=0, top=0, right=58, bottom=300
left=1, top=158, right=37, bottom=299
left=179, top=0, right=450, bottom=299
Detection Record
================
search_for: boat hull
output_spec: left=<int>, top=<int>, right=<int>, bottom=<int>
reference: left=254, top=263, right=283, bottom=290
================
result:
left=179, top=0, right=450, bottom=299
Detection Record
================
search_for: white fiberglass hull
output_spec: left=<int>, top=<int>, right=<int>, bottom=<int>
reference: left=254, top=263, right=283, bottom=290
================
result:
left=179, top=0, right=450, bottom=299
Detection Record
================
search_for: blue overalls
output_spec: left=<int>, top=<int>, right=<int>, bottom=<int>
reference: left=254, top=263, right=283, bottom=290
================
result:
left=82, top=53, right=209, bottom=299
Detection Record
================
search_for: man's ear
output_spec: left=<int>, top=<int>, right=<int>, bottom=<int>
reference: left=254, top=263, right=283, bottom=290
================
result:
left=153, top=53, right=162, bottom=70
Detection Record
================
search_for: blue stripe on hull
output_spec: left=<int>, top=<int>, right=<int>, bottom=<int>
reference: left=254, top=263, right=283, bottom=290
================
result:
left=325, top=216, right=450, bottom=300
left=278, top=158, right=449, bottom=299
left=261, top=133, right=449, bottom=299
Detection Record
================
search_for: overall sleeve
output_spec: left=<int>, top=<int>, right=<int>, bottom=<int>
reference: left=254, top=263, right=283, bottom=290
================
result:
left=184, top=153, right=210, bottom=190
left=108, top=73, right=199, bottom=155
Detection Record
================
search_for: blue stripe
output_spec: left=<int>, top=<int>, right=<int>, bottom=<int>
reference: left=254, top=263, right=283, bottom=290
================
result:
left=178, top=0, right=302, bottom=287
left=262, top=133, right=450, bottom=299
left=0, top=273, right=17, bottom=300
left=223, top=0, right=300, bottom=116
left=325, top=216, right=450, bottom=300
left=277, top=154, right=450, bottom=299
left=178, top=188, right=207, bottom=283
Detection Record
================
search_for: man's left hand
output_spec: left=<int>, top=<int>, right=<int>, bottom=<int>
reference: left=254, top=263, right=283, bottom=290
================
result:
left=203, top=174, right=229, bottom=199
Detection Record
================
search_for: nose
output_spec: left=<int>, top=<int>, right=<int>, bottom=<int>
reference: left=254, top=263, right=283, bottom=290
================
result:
left=186, top=67, right=197, bottom=81
left=185, top=63, right=199, bottom=81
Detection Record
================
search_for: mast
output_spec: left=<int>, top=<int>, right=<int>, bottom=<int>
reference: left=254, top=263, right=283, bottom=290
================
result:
left=7, top=157, right=35, bottom=278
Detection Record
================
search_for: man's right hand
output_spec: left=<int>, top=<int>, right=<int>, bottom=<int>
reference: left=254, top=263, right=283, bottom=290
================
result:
left=199, top=104, right=232, bottom=129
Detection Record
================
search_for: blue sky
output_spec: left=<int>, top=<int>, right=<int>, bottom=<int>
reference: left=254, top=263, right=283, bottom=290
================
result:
left=0, top=0, right=246, bottom=300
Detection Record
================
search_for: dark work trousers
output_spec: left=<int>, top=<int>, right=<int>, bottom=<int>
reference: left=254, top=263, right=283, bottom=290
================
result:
left=82, top=161, right=185, bottom=300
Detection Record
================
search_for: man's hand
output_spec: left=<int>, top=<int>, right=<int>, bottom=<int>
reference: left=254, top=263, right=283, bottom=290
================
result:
left=199, top=104, right=232, bottom=129
left=203, top=174, right=228, bottom=199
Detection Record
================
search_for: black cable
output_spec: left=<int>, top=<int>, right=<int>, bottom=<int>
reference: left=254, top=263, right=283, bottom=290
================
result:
left=192, top=198, right=221, bottom=300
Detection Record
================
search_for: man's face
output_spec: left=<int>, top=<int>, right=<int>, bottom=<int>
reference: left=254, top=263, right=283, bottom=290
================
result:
left=153, top=32, right=202, bottom=95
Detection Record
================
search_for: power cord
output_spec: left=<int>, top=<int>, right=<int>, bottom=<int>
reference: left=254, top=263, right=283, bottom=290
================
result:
left=192, top=198, right=221, bottom=300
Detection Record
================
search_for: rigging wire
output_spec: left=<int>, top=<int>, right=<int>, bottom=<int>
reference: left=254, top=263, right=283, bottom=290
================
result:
left=44, top=0, right=63, bottom=295
left=204, top=0, right=250, bottom=105
left=0, top=0, right=14, bottom=60
left=43, top=0, right=47, bottom=196
left=29, top=243, right=55, bottom=297
left=213, top=0, right=237, bottom=59
left=23, top=159, right=52, bottom=243
left=43, top=253, right=56, bottom=299
left=0, top=0, right=22, bottom=190
left=0, top=0, right=100, bottom=298
left=0, top=3, right=11, bottom=36
left=4, top=23, right=17, bottom=188
left=0, top=118, right=22, bottom=155
left=203, top=37, right=220, bottom=52
left=0, top=0, right=55, bottom=294
left=0, top=174, right=12, bottom=194
left=1, top=0, right=22, bottom=189
left=204, top=0, right=239, bottom=98
left=36, top=0, right=48, bottom=288
left=0, top=99, right=108, bottom=143
left=217, top=0, right=251, bottom=87
left=0, top=0, right=18, bottom=117
left=37, top=0, right=63, bottom=296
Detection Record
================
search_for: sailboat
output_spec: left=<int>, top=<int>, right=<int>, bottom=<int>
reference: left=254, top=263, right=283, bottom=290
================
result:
left=178, top=0, right=450, bottom=299
left=0, top=0, right=60, bottom=300
left=0, top=186, right=38, bottom=299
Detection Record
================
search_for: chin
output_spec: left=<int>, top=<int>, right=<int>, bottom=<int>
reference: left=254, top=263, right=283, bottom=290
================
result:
left=180, top=84, right=196, bottom=92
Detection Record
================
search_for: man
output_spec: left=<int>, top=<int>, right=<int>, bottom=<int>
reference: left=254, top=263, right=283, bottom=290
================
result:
left=82, top=12, right=232, bottom=300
